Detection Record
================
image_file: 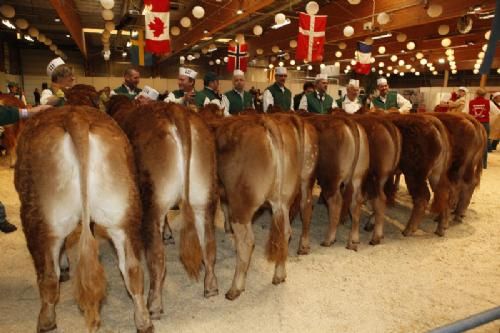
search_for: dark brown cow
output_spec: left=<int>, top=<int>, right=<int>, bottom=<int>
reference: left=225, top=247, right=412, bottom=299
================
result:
left=15, top=106, right=152, bottom=332
left=0, top=94, right=26, bottom=167
left=112, top=99, right=219, bottom=317
left=385, top=113, right=452, bottom=236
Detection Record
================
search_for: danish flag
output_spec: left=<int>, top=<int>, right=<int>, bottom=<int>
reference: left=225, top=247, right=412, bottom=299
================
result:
left=144, top=0, right=170, bottom=55
left=296, top=12, right=327, bottom=63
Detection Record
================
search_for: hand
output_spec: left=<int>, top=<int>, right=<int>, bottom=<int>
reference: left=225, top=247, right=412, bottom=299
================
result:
left=184, top=91, right=196, bottom=103
left=136, top=95, right=151, bottom=105
left=27, top=105, right=52, bottom=116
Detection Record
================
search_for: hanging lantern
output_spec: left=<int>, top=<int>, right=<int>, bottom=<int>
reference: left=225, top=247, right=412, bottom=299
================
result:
left=343, top=25, right=354, bottom=37
left=445, top=49, right=454, bottom=56
left=396, top=33, right=407, bottom=42
left=275, top=13, right=286, bottom=25
left=378, top=62, right=385, bottom=68
left=289, top=40, right=297, bottom=48
left=390, top=55, right=398, bottom=62
left=37, top=34, right=46, bottom=43
left=180, top=17, right=191, bottom=28
left=290, top=59, right=296, bottom=65
left=215, top=59, right=221, bottom=65
left=377, top=12, right=390, bottom=25
left=209, top=60, right=214, bottom=66
left=253, top=25, right=263, bottom=36
left=100, top=0, right=114, bottom=10
left=44, top=38, right=52, bottom=46
left=171, top=26, right=180, bottom=36
left=0, top=5, right=15, bottom=18
left=438, top=24, right=449, bottom=36
left=420, top=58, right=427, bottom=65
left=305, top=1, right=319, bottom=15
left=28, top=27, right=39, bottom=37
left=406, top=41, right=415, bottom=50
left=271, top=56, right=277, bottom=62
left=415, top=52, right=424, bottom=59
left=284, top=53, right=290, bottom=60
left=102, top=30, right=111, bottom=38
left=364, top=37, right=373, bottom=45
left=378, top=46, right=386, bottom=54
left=335, top=51, right=342, bottom=58
left=187, top=55, right=194, bottom=61
left=192, top=6, right=205, bottom=19
left=15, top=18, right=29, bottom=30
left=485, top=30, right=491, bottom=40
left=347, top=0, right=361, bottom=4
left=102, top=9, right=114, bottom=21
left=339, top=42, right=347, bottom=50
left=441, top=38, right=451, bottom=47
left=427, top=4, right=443, bottom=18
left=256, top=48, right=264, bottom=55
left=235, top=33, right=245, bottom=44
left=50, top=44, right=57, bottom=51
left=104, top=21, right=115, bottom=32
left=398, top=59, right=405, bottom=66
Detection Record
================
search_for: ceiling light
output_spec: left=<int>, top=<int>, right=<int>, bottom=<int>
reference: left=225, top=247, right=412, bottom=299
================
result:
left=203, top=30, right=209, bottom=34
left=479, top=14, right=494, bottom=19
left=451, top=69, right=457, bottom=74
left=122, top=51, right=127, bottom=57
left=271, top=19, right=291, bottom=29
left=308, top=65, right=313, bottom=70
left=54, top=18, right=61, bottom=22
left=415, top=72, right=420, bottom=76
left=66, top=34, right=71, bottom=38
left=438, top=58, right=445, bottom=64
left=372, top=32, right=393, bottom=40
left=2, top=19, right=15, bottom=29
left=24, top=35, right=34, bottom=42
left=126, top=41, right=131, bottom=47
left=236, top=9, right=243, bottom=15
left=296, top=66, right=301, bottom=70
left=215, top=38, right=232, bottom=43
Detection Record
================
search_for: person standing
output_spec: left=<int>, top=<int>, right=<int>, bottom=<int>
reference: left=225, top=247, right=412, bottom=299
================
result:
left=41, top=57, right=76, bottom=106
left=469, top=88, right=494, bottom=168
left=224, top=70, right=254, bottom=115
left=444, top=87, right=467, bottom=113
left=164, top=67, right=207, bottom=109
left=111, top=68, right=142, bottom=100
left=371, top=78, right=412, bottom=113
left=293, top=81, right=314, bottom=111
left=299, top=74, right=334, bottom=114
left=262, top=67, right=293, bottom=112
left=199, top=72, right=230, bottom=114
left=336, top=79, right=364, bottom=114
left=34, top=88, right=41, bottom=105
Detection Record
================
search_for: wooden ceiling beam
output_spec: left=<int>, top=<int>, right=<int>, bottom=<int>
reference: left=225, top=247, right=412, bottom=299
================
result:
left=49, top=0, right=86, bottom=58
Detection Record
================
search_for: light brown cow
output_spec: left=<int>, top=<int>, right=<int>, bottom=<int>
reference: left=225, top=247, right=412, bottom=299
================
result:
left=14, top=106, right=152, bottom=332
left=0, top=94, right=26, bottom=167
left=110, top=98, right=219, bottom=317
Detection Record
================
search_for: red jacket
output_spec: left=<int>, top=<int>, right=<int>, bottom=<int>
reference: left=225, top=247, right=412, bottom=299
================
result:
left=469, top=96, right=490, bottom=123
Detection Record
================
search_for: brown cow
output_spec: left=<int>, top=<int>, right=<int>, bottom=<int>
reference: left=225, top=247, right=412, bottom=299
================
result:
left=111, top=99, right=219, bottom=318
left=385, top=113, right=452, bottom=236
left=14, top=106, right=152, bottom=332
left=0, top=94, right=26, bottom=167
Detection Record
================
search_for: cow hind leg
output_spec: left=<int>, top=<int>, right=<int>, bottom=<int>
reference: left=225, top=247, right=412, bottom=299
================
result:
left=321, top=189, right=343, bottom=247
left=58, top=244, right=70, bottom=282
left=369, top=182, right=387, bottom=245
left=298, top=184, right=314, bottom=255
left=107, top=228, right=153, bottom=333
left=269, top=205, right=291, bottom=285
left=346, top=185, right=364, bottom=251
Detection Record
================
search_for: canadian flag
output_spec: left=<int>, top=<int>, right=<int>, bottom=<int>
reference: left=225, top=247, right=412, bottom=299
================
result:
left=144, top=0, right=170, bottom=55
left=296, top=12, right=327, bottom=63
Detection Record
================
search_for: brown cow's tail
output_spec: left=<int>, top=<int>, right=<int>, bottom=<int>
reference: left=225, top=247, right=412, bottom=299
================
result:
left=65, top=109, right=106, bottom=331
left=169, top=106, right=202, bottom=280
left=262, top=116, right=288, bottom=264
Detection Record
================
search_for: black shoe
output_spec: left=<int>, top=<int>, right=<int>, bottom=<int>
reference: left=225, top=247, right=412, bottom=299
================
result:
left=0, top=221, right=17, bottom=233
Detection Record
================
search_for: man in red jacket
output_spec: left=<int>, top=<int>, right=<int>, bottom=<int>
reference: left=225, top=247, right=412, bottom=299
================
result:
left=469, top=88, right=490, bottom=168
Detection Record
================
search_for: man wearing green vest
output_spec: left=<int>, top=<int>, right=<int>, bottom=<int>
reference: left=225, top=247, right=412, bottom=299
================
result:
left=200, top=72, right=230, bottom=115
left=224, top=69, right=254, bottom=115
left=293, top=81, right=314, bottom=111
left=41, top=57, right=75, bottom=106
left=336, top=79, right=364, bottom=114
left=263, top=67, right=293, bottom=112
left=371, top=77, right=412, bottom=113
left=164, top=67, right=207, bottom=108
left=299, top=74, right=334, bottom=114
left=111, top=68, right=142, bottom=100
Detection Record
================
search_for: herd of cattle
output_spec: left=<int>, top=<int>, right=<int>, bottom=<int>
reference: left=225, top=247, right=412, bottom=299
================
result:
left=0, top=84, right=486, bottom=332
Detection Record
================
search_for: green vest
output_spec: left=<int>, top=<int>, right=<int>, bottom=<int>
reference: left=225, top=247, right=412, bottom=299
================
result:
left=172, top=89, right=206, bottom=107
left=266, top=83, right=292, bottom=111
left=335, top=96, right=364, bottom=108
left=113, top=84, right=141, bottom=100
left=372, top=91, right=398, bottom=110
left=224, top=89, right=253, bottom=114
left=0, top=105, right=20, bottom=126
left=305, top=92, right=334, bottom=114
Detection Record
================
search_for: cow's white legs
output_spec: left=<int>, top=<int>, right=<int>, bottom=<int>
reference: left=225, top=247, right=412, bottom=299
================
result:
left=226, top=222, right=255, bottom=301
left=321, top=189, right=343, bottom=247
left=193, top=207, right=218, bottom=298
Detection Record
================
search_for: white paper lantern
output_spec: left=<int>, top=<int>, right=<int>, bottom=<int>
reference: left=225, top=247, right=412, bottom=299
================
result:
left=364, top=37, right=373, bottom=45
left=369, top=57, right=375, bottom=63
left=473, top=69, right=479, bottom=74
left=485, top=30, right=491, bottom=40
left=393, top=69, right=398, bottom=74
left=416, top=52, right=424, bottom=59
left=451, top=69, right=457, bottom=74
left=288, top=59, right=295, bottom=66
left=100, top=0, right=114, bottom=9
left=478, top=51, right=485, bottom=59
left=445, top=49, right=454, bottom=56
left=438, top=24, right=449, bottom=36
left=420, top=58, right=427, bottom=65
left=350, top=59, right=357, bottom=66
left=235, top=33, right=245, bottom=44
left=271, top=45, right=280, bottom=53
left=343, top=25, right=354, bottom=37
left=284, top=54, right=290, bottom=60
left=410, top=68, right=416, bottom=73
left=271, top=56, right=277, bottom=62
left=171, top=26, right=180, bottom=36
left=102, top=9, right=114, bottom=21
left=0, top=5, right=15, bottom=18
left=180, top=17, right=191, bottom=28
left=215, top=59, right=221, bottom=65
left=387, top=66, right=393, bottom=71
left=338, top=42, right=347, bottom=50
left=37, top=34, right=46, bottom=42
left=194, top=52, right=201, bottom=59
left=378, top=70, right=383, bottom=75
left=406, top=41, right=415, bottom=50
left=209, top=60, right=214, bottom=66
left=44, top=38, right=52, bottom=46
left=275, top=13, right=286, bottom=25
left=256, top=48, right=264, bottom=55
left=441, top=38, right=451, bottom=47
left=427, top=4, right=443, bottom=18
left=335, top=51, right=342, bottom=58
left=104, top=21, right=115, bottom=32
left=398, top=59, right=405, bottom=66
left=377, top=12, right=390, bottom=25
left=405, top=64, right=411, bottom=69
left=390, top=55, right=398, bottom=62
left=15, top=18, right=29, bottom=30
left=348, top=0, right=361, bottom=4
left=396, top=33, right=407, bottom=42
left=378, top=62, right=384, bottom=68
left=482, top=44, right=488, bottom=52
left=447, top=55, right=455, bottom=61
left=289, top=39, right=297, bottom=48
left=253, top=25, right=263, bottom=36
left=378, top=46, right=386, bottom=54
left=305, top=1, right=319, bottom=15
left=192, top=6, right=205, bottom=19
left=187, top=55, right=195, bottom=61
left=28, top=27, right=39, bottom=37
left=102, top=30, right=111, bottom=38
left=50, top=44, right=57, bottom=51
left=497, top=68, right=500, bottom=74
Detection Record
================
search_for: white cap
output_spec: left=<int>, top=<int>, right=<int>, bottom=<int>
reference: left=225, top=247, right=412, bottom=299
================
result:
left=493, top=92, right=500, bottom=98
left=458, top=86, right=468, bottom=93
left=47, top=57, right=65, bottom=76
left=233, top=69, right=245, bottom=77
left=348, top=79, right=359, bottom=88
left=275, top=67, right=287, bottom=75
left=315, top=73, right=328, bottom=81
left=179, top=67, right=197, bottom=79
left=138, top=85, right=159, bottom=100
left=377, top=78, right=388, bottom=86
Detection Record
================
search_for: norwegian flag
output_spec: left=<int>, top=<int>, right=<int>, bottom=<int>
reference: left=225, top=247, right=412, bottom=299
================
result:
left=355, top=42, right=372, bottom=75
left=144, top=0, right=170, bottom=55
left=227, top=42, right=249, bottom=72
left=296, top=12, right=327, bottom=63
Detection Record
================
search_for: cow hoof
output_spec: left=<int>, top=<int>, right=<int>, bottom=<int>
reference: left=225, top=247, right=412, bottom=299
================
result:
left=369, top=239, right=381, bottom=246
left=59, top=268, right=70, bottom=282
left=137, top=324, right=155, bottom=333
left=346, top=242, right=359, bottom=252
left=272, top=276, right=286, bottom=285
left=434, top=229, right=445, bottom=237
left=297, top=246, right=310, bottom=255
left=402, top=229, right=413, bottom=237
left=225, top=289, right=242, bottom=301
left=149, top=310, right=163, bottom=320
left=364, top=223, right=374, bottom=232
left=37, top=323, right=57, bottom=333
left=320, top=240, right=334, bottom=247
left=204, top=288, right=219, bottom=298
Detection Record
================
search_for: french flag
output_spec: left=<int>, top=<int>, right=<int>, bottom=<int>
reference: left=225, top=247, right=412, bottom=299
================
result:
left=355, top=42, right=372, bottom=75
